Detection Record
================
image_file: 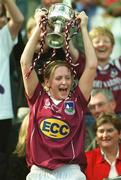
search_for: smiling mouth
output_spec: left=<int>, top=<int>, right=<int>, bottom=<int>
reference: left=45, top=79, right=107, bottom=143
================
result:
left=98, top=48, right=107, bottom=53
left=102, top=139, right=111, bottom=142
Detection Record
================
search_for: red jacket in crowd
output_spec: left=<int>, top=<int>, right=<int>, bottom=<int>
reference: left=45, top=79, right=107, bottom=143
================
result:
left=85, top=146, right=121, bottom=180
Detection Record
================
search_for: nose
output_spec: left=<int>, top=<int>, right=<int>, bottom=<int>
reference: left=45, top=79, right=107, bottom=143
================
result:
left=98, top=41, right=105, bottom=46
left=102, top=131, right=108, bottom=138
left=61, top=78, right=66, bottom=84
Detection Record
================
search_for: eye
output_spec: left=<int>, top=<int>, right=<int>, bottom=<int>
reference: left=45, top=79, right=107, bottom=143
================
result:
left=97, top=129, right=104, bottom=134
left=93, top=40, right=99, bottom=45
left=98, top=102, right=107, bottom=107
left=104, top=40, right=111, bottom=44
left=66, top=76, right=71, bottom=80
left=107, top=128, right=115, bottom=133
left=55, top=76, right=62, bottom=81
left=88, top=105, right=95, bottom=111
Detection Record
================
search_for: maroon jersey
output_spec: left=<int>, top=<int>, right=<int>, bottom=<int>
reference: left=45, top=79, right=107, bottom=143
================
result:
left=26, top=83, right=87, bottom=171
left=93, top=57, right=121, bottom=113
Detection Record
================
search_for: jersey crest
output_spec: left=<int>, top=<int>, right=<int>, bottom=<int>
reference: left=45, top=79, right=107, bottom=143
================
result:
left=64, top=101, right=75, bottom=115
left=110, top=68, right=118, bottom=78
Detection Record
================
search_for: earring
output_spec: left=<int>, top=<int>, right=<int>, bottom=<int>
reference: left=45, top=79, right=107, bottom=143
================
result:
left=44, top=85, right=49, bottom=92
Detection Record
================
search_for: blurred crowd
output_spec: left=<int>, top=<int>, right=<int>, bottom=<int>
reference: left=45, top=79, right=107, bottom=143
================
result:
left=1, top=0, right=121, bottom=180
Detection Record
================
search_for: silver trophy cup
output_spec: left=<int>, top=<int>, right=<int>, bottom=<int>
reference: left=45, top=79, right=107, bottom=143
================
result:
left=46, top=3, right=75, bottom=49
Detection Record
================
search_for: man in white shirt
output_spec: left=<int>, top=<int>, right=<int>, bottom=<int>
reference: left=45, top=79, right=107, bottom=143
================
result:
left=0, top=0, right=24, bottom=154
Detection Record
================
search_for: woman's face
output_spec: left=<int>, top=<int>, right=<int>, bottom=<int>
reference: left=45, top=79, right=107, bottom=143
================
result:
left=46, top=66, right=72, bottom=100
left=92, top=35, right=113, bottom=62
left=96, top=123, right=121, bottom=149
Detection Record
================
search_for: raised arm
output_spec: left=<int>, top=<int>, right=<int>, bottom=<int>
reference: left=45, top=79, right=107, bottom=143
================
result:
left=20, top=11, right=46, bottom=99
left=3, top=0, right=24, bottom=39
left=77, top=11, right=97, bottom=101
left=68, top=40, right=79, bottom=63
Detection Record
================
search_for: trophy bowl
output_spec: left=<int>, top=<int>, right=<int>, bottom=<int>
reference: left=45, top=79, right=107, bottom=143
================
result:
left=46, top=3, right=75, bottom=49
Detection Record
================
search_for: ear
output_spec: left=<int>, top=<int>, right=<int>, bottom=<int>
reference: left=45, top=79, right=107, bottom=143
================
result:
left=44, top=79, right=50, bottom=92
left=44, top=79, right=50, bottom=88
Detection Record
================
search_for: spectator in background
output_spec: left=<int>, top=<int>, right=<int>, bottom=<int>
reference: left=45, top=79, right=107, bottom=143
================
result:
left=101, top=0, right=121, bottom=17
left=85, top=89, right=116, bottom=151
left=91, top=1, right=121, bottom=59
left=88, top=89, right=116, bottom=119
left=89, top=27, right=121, bottom=114
left=0, top=0, right=24, bottom=154
left=6, top=114, right=30, bottom=180
left=101, top=0, right=118, bottom=7
left=72, top=0, right=105, bottom=30
left=10, top=0, right=28, bottom=116
left=10, top=0, right=29, bottom=123
left=85, top=112, right=121, bottom=180
left=83, top=27, right=121, bottom=151
left=0, top=114, right=30, bottom=180
left=107, top=1, right=121, bottom=17
left=10, top=0, right=29, bottom=119
left=72, top=0, right=106, bottom=53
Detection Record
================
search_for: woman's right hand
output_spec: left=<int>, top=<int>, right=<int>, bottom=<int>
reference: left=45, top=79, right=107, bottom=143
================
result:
left=34, top=8, right=48, bottom=26
left=76, top=11, right=88, bottom=29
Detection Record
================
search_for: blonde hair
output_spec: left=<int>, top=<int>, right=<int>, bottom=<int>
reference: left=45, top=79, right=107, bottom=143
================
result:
left=14, top=114, right=29, bottom=157
left=89, top=26, right=115, bottom=46
left=26, top=17, right=36, bottom=32
left=44, top=60, right=73, bottom=80
left=26, top=17, right=36, bottom=38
